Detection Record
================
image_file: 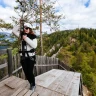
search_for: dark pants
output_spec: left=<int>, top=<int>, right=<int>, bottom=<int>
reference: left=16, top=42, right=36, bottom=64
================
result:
left=20, top=56, right=36, bottom=86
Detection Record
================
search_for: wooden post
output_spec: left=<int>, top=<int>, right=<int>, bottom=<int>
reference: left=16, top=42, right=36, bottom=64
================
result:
left=7, top=48, right=13, bottom=76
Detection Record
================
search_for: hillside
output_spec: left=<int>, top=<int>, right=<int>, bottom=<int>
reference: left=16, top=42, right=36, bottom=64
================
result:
left=37, top=28, right=96, bottom=96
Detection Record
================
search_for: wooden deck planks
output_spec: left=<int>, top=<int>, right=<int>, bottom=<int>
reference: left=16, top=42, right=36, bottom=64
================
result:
left=36, top=69, right=64, bottom=88
left=5, top=76, right=25, bottom=89
left=38, top=88, right=52, bottom=96
left=31, top=85, right=65, bottom=96
left=55, top=71, right=75, bottom=95
left=0, top=69, right=81, bottom=96
left=65, top=72, right=81, bottom=96
left=0, top=85, right=9, bottom=94
left=0, top=87, right=13, bottom=96
left=48, top=70, right=68, bottom=91
left=24, top=90, right=33, bottom=96
left=0, top=76, right=16, bottom=88
left=0, top=76, right=16, bottom=95
left=51, top=91, right=64, bottom=96
left=17, top=88, right=29, bottom=96
left=10, top=82, right=29, bottom=96
left=0, top=76, right=28, bottom=96
left=10, top=87, right=24, bottom=96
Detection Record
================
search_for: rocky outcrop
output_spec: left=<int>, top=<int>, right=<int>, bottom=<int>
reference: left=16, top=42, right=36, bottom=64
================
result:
left=83, top=85, right=92, bottom=96
left=44, top=44, right=61, bottom=56
left=51, top=46, right=62, bottom=58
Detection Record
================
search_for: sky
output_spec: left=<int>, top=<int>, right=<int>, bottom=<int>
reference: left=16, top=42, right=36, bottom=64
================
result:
left=0, top=0, right=96, bottom=34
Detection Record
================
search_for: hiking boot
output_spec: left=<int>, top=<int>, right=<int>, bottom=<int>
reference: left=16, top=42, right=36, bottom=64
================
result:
left=30, top=85, right=36, bottom=93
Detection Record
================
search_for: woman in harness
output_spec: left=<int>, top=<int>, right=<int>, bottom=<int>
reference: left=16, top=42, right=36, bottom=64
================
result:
left=12, top=23, right=37, bottom=92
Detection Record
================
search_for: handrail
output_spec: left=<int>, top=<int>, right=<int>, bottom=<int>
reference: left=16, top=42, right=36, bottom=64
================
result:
left=0, top=48, right=75, bottom=79
left=0, top=63, right=7, bottom=69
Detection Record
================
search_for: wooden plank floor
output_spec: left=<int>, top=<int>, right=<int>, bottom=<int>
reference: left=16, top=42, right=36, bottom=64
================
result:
left=0, top=69, right=81, bottom=96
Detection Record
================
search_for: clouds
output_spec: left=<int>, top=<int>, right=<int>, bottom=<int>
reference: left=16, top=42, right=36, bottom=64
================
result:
left=54, top=0, right=96, bottom=30
left=0, top=0, right=96, bottom=34
left=0, top=0, right=17, bottom=23
left=3, top=0, right=17, bottom=8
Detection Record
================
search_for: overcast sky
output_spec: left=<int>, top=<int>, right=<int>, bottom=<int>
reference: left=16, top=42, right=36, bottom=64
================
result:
left=0, top=0, right=96, bottom=34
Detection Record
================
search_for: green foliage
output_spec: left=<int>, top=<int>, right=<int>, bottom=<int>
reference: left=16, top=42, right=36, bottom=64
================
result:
left=0, top=19, right=13, bottom=29
left=80, top=42, right=92, bottom=52
left=57, top=47, right=73, bottom=65
left=0, top=54, right=7, bottom=60
left=87, top=51, right=96, bottom=69
left=69, top=41, right=80, bottom=52
left=12, top=48, right=18, bottom=55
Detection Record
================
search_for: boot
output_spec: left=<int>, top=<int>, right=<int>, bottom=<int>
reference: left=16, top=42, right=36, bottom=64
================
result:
left=30, top=84, right=36, bottom=93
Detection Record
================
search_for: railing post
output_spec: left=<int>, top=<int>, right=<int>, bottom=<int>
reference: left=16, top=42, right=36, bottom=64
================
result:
left=7, top=48, right=13, bottom=76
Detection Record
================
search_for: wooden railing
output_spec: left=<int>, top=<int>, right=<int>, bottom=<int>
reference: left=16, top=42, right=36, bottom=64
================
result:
left=0, top=48, right=74, bottom=81
left=0, top=48, right=83, bottom=96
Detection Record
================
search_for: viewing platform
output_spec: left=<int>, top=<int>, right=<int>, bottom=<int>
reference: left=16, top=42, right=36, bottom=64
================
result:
left=0, top=69, right=82, bottom=96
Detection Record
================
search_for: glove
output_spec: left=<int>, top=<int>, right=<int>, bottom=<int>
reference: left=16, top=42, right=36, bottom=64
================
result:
left=12, top=25, right=20, bottom=37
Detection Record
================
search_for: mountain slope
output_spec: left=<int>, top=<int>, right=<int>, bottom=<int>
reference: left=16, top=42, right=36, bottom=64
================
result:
left=37, top=28, right=96, bottom=96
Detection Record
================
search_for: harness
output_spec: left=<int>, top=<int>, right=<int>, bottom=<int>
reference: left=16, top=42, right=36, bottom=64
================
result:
left=19, top=33, right=36, bottom=60
left=19, top=49, right=35, bottom=56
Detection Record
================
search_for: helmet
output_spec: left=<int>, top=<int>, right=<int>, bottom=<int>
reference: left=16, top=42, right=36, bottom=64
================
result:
left=24, top=23, right=32, bottom=29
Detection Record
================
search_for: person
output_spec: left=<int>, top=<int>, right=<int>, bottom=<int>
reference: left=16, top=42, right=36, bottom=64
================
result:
left=12, top=23, right=37, bottom=92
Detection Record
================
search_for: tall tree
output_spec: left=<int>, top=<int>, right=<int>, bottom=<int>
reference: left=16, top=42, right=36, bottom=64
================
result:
left=11, top=0, right=63, bottom=32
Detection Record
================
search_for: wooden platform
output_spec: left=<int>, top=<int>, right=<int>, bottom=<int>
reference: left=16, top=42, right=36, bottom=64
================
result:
left=0, top=69, right=82, bottom=96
